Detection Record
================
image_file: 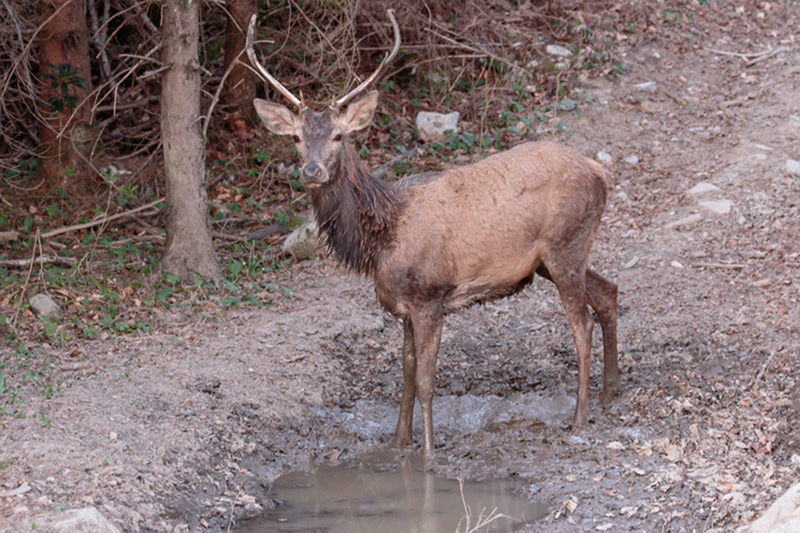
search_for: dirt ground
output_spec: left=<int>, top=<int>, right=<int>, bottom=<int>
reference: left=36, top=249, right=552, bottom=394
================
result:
left=2, top=4, right=799, bottom=532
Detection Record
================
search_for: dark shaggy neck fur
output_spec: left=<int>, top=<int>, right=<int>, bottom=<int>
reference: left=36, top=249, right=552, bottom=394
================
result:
left=311, top=143, right=399, bottom=276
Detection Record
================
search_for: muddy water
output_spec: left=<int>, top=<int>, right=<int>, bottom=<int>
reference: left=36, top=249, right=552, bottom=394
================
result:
left=334, top=391, right=577, bottom=441
left=237, top=452, right=547, bottom=532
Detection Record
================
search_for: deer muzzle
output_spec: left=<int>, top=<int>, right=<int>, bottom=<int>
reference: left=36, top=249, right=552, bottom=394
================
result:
left=301, top=161, right=328, bottom=187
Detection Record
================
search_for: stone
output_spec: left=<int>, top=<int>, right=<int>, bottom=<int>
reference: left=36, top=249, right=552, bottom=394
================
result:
left=545, top=44, right=573, bottom=58
left=633, top=81, right=657, bottom=91
left=0, top=230, right=19, bottom=243
left=699, top=199, right=732, bottom=215
left=27, top=507, right=122, bottom=533
left=415, top=111, right=460, bottom=142
left=623, top=257, right=640, bottom=269
left=624, top=155, right=639, bottom=165
left=747, top=482, right=800, bottom=533
left=596, top=151, right=613, bottom=163
left=29, top=293, right=61, bottom=319
left=687, top=182, right=721, bottom=195
left=281, top=214, right=324, bottom=261
left=663, top=214, right=702, bottom=230
left=786, top=159, right=800, bottom=176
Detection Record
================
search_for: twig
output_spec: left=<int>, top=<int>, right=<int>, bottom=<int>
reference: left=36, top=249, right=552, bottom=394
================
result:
left=746, top=46, right=790, bottom=67
left=212, top=231, right=246, bottom=242
left=721, top=95, right=752, bottom=109
left=706, top=47, right=764, bottom=59
left=9, top=231, right=41, bottom=329
left=691, top=262, right=746, bottom=270
left=41, top=198, right=165, bottom=239
left=373, top=147, right=419, bottom=179
left=203, top=53, right=243, bottom=139
left=0, top=255, right=77, bottom=268
left=706, top=45, right=790, bottom=67
left=424, top=28, right=524, bottom=73
left=751, top=350, right=777, bottom=390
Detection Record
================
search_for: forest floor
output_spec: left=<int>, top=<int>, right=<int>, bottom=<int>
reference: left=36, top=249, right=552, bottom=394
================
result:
left=2, top=2, right=799, bottom=532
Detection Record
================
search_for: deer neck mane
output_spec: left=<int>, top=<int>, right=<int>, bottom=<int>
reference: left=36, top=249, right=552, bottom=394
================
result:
left=311, top=143, right=399, bottom=276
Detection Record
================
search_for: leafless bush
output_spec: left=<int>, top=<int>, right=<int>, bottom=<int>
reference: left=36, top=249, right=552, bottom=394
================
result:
left=0, top=0, right=636, bottom=201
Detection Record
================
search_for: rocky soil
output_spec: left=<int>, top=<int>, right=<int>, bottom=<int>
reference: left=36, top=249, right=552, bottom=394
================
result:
left=2, top=3, right=799, bottom=532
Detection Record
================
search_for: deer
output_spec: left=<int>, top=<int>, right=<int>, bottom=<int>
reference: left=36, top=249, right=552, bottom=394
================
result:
left=246, top=10, right=620, bottom=457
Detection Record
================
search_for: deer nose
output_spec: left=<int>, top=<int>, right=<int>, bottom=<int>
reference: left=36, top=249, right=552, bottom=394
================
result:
left=302, top=162, right=323, bottom=180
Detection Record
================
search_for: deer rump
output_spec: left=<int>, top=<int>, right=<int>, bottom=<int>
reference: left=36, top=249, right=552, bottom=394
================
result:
left=375, top=141, right=608, bottom=318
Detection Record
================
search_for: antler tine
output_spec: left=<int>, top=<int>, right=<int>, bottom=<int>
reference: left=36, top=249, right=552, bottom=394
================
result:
left=245, top=15, right=302, bottom=108
left=334, top=9, right=401, bottom=109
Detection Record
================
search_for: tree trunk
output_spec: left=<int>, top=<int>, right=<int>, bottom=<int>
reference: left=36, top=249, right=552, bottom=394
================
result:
left=222, top=0, right=257, bottom=123
left=36, top=0, right=94, bottom=193
left=159, top=0, right=221, bottom=282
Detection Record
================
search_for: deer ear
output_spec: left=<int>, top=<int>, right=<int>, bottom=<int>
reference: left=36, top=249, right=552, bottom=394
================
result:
left=339, top=91, right=379, bottom=133
left=254, top=99, right=298, bottom=135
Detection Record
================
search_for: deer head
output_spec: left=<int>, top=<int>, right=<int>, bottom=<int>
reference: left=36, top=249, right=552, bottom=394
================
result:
left=246, top=11, right=400, bottom=188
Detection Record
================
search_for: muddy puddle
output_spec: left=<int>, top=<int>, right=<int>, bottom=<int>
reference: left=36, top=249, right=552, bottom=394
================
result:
left=237, top=452, right=547, bottom=533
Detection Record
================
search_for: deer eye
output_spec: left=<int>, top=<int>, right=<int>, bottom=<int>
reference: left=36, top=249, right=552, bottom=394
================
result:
left=333, top=133, right=343, bottom=142
left=292, top=135, right=301, bottom=143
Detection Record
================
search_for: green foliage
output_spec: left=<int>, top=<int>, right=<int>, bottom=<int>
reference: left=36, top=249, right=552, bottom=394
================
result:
left=42, top=64, right=85, bottom=114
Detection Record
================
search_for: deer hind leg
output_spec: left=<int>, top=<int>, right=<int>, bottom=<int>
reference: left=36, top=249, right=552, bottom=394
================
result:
left=408, top=300, right=444, bottom=457
left=391, top=319, right=416, bottom=448
left=537, top=264, right=620, bottom=407
left=585, top=269, right=620, bottom=403
left=540, top=261, right=594, bottom=427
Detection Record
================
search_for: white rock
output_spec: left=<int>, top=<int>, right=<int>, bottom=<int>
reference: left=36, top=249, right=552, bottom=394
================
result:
left=699, top=199, right=732, bottom=215
left=663, top=214, right=703, bottom=230
left=622, top=257, right=639, bottom=269
left=747, top=482, right=800, bottom=533
left=29, top=293, right=61, bottom=319
left=27, top=507, right=122, bottom=533
left=614, top=191, right=628, bottom=200
left=282, top=215, right=324, bottom=261
left=624, top=155, right=639, bottom=165
left=633, top=81, right=657, bottom=91
left=786, top=159, right=800, bottom=176
left=545, top=44, right=573, bottom=57
left=415, top=111, right=460, bottom=142
left=687, top=182, right=722, bottom=195
left=596, top=151, right=613, bottom=163
left=670, top=260, right=684, bottom=269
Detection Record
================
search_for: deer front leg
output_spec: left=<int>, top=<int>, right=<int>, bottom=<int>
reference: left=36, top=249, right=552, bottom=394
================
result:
left=409, top=300, right=444, bottom=457
left=391, top=319, right=416, bottom=448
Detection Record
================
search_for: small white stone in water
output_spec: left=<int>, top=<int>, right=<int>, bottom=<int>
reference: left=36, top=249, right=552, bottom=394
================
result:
left=615, top=191, right=628, bottom=200
left=787, top=159, right=800, bottom=176
left=624, top=155, right=639, bottom=165
left=671, top=260, right=684, bottom=269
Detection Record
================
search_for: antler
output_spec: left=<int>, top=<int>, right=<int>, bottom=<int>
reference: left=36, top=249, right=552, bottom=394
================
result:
left=334, top=9, right=401, bottom=109
left=245, top=15, right=302, bottom=108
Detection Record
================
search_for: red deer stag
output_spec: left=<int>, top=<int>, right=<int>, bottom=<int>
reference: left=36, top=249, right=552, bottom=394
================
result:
left=247, top=11, right=620, bottom=456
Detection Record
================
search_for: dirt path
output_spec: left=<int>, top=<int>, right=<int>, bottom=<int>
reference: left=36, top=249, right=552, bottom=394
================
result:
left=2, top=5, right=799, bottom=532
